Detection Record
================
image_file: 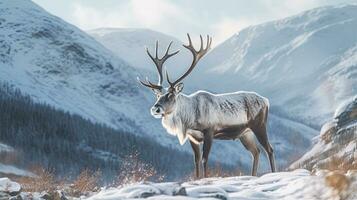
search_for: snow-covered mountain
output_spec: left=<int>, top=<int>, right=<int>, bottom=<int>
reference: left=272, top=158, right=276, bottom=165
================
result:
left=88, top=28, right=192, bottom=76
left=0, top=0, right=322, bottom=174
left=189, top=4, right=357, bottom=125
left=0, top=0, right=166, bottom=140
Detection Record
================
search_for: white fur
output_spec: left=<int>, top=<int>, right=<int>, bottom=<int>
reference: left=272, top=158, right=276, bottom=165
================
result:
left=161, top=90, right=269, bottom=145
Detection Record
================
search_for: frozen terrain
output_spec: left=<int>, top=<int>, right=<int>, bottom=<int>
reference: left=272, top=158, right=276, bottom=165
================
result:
left=83, top=170, right=357, bottom=200
left=1, top=169, right=356, bottom=200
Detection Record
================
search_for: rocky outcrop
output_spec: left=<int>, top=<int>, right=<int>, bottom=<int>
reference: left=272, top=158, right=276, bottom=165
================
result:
left=291, top=96, right=357, bottom=170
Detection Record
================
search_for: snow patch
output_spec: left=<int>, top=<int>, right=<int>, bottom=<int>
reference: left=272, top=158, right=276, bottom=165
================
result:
left=85, top=169, right=355, bottom=200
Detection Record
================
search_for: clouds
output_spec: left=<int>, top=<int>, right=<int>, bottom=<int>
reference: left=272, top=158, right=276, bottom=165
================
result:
left=70, top=0, right=189, bottom=31
left=33, top=0, right=356, bottom=46
left=261, top=0, right=320, bottom=18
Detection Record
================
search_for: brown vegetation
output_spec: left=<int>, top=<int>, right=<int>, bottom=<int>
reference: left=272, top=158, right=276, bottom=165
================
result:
left=207, top=163, right=242, bottom=178
left=318, top=156, right=357, bottom=173
left=16, top=166, right=57, bottom=192
left=115, top=151, right=163, bottom=186
left=69, top=169, right=101, bottom=197
left=184, top=163, right=243, bottom=181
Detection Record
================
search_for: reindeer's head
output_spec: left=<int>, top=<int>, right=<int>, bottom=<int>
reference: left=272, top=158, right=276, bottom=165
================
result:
left=139, top=34, right=212, bottom=118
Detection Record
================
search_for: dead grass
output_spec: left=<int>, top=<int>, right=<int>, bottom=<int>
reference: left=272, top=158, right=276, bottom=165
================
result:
left=15, top=166, right=101, bottom=197
left=69, top=169, right=101, bottom=197
left=184, top=163, right=243, bottom=181
left=319, top=156, right=357, bottom=173
left=207, top=163, right=243, bottom=178
left=309, top=156, right=357, bottom=200
left=320, top=126, right=337, bottom=144
left=16, top=166, right=58, bottom=193
left=325, top=171, right=352, bottom=200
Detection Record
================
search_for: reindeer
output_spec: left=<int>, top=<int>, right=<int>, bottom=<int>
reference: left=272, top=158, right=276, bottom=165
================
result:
left=139, top=34, right=275, bottom=178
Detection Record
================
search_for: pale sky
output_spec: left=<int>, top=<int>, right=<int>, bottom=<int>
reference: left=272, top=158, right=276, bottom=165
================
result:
left=33, top=0, right=357, bottom=45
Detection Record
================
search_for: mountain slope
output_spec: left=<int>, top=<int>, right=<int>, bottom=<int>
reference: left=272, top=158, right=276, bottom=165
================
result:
left=88, top=28, right=192, bottom=75
left=0, top=0, right=165, bottom=141
left=0, top=83, right=195, bottom=180
left=290, top=96, right=357, bottom=170
left=190, top=4, right=357, bottom=125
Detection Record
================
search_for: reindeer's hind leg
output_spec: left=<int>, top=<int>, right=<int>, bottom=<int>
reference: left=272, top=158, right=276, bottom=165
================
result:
left=252, top=125, right=276, bottom=172
left=250, top=106, right=276, bottom=172
left=239, top=130, right=260, bottom=176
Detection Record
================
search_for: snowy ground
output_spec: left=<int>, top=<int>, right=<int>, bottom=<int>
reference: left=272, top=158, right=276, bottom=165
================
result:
left=86, top=169, right=357, bottom=200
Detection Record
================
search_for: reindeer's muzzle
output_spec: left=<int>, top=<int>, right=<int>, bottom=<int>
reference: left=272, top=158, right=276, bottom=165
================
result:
left=151, top=104, right=164, bottom=118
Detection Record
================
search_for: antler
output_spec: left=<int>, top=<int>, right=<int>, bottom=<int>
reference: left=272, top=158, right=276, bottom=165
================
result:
left=167, top=34, right=212, bottom=88
left=138, top=41, right=179, bottom=90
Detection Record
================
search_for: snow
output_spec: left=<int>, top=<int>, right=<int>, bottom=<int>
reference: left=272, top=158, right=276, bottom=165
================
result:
left=0, top=143, right=34, bottom=177
left=86, top=169, right=357, bottom=200
left=321, top=120, right=337, bottom=133
left=0, top=143, right=13, bottom=153
left=0, top=177, right=21, bottom=195
left=88, top=28, right=192, bottom=76
left=0, top=164, right=35, bottom=177
left=334, top=95, right=357, bottom=119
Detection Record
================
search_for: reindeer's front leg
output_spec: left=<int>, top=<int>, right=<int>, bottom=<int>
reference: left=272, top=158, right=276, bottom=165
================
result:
left=202, top=130, right=213, bottom=178
left=189, top=140, right=201, bottom=178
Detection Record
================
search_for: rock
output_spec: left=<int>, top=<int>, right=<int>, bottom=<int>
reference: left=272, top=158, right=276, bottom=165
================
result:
left=173, top=187, right=187, bottom=196
left=40, top=192, right=52, bottom=200
left=9, top=195, right=22, bottom=200
left=54, top=190, right=68, bottom=200
left=0, top=178, right=21, bottom=196
left=0, top=191, right=11, bottom=200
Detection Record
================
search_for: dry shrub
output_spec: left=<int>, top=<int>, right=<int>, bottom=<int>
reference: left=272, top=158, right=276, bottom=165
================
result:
left=184, top=163, right=242, bottom=181
left=116, top=151, right=163, bottom=186
left=325, top=171, right=352, bottom=200
left=16, top=166, right=57, bottom=192
left=320, top=156, right=357, bottom=173
left=70, top=169, right=101, bottom=197
left=207, top=163, right=242, bottom=178
left=325, top=172, right=350, bottom=193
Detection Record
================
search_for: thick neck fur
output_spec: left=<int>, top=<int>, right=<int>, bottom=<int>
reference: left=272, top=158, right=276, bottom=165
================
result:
left=161, top=93, right=193, bottom=145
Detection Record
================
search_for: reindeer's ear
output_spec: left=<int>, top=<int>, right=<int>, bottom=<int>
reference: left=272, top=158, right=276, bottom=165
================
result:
left=174, top=83, right=184, bottom=93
